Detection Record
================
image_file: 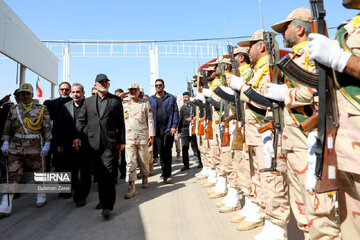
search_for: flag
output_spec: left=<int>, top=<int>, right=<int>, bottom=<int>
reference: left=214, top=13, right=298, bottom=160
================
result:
left=36, top=76, right=43, bottom=98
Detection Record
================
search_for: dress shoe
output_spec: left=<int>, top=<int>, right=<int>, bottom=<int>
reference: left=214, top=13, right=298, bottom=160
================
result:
left=63, top=193, right=72, bottom=199
left=197, top=163, right=203, bottom=168
left=95, top=202, right=103, bottom=210
left=230, top=214, right=245, bottom=223
left=76, top=201, right=86, bottom=208
left=102, top=209, right=111, bottom=219
left=180, top=166, right=190, bottom=171
left=236, top=219, right=264, bottom=231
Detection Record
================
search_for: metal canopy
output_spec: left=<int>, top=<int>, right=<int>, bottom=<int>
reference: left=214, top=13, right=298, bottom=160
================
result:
left=0, top=0, right=58, bottom=86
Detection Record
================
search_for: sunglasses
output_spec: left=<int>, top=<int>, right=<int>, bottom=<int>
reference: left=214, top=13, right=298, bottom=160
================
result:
left=155, top=84, right=163, bottom=87
left=60, top=88, right=70, bottom=91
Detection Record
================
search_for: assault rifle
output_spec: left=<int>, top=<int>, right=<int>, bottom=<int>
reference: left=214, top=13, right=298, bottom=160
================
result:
left=244, top=30, right=282, bottom=172
left=187, top=80, right=197, bottom=135
left=229, top=44, right=244, bottom=150
left=201, top=69, right=213, bottom=139
left=310, top=0, right=339, bottom=193
left=244, top=87, right=281, bottom=172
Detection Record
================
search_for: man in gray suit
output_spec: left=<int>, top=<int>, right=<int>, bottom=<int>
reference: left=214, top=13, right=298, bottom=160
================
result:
left=74, top=74, right=126, bottom=219
left=57, top=83, right=91, bottom=208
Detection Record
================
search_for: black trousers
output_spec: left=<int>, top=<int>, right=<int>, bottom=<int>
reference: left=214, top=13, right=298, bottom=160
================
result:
left=181, top=134, right=201, bottom=167
left=64, top=146, right=92, bottom=203
left=118, top=148, right=126, bottom=178
left=91, top=148, right=118, bottom=210
left=155, top=132, right=174, bottom=179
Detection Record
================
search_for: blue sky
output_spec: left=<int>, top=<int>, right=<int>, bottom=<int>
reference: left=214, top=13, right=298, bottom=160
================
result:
left=0, top=0, right=358, bottom=101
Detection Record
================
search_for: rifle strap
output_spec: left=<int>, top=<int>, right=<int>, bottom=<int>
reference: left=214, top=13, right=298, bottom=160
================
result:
left=333, top=25, right=360, bottom=111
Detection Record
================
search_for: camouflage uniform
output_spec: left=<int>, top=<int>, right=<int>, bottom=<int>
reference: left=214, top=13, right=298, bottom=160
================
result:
left=227, top=64, right=252, bottom=194
left=281, top=42, right=340, bottom=239
left=2, top=102, right=52, bottom=183
left=240, top=54, right=290, bottom=226
left=123, top=99, right=155, bottom=182
left=332, top=16, right=360, bottom=240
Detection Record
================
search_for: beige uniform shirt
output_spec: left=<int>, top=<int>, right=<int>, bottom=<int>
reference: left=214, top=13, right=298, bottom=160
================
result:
left=123, top=99, right=155, bottom=145
left=282, top=42, right=316, bottom=150
left=2, top=102, right=52, bottom=155
left=334, top=18, right=360, bottom=173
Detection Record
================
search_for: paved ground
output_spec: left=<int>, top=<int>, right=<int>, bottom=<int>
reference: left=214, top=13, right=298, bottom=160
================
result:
left=0, top=154, right=303, bottom=240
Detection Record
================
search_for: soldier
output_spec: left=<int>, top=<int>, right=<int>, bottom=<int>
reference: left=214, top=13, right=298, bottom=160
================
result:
left=228, top=30, right=290, bottom=238
left=202, top=57, right=233, bottom=201
left=196, top=65, right=222, bottom=190
left=267, top=8, right=340, bottom=239
left=216, top=47, right=252, bottom=214
left=123, top=82, right=154, bottom=199
left=0, top=83, right=52, bottom=217
left=308, top=1, right=360, bottom=238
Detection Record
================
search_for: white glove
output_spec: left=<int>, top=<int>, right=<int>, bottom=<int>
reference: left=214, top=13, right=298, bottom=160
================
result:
left=228, top=75, right=244, bottom=91
left=309, top=33, right=352, bottom=73
left=1, top=141, right=9, bottom=155
left=306, top=131, right=318, bottom=192
left=40, top=141, right=51, bottom=157
left=190, top=97, right=195, bottom=102
left=265, top=83, right=288, bottom=101
left=202, top=88, right=213, bottom=98
left=261, top=130, right=274, bottom=168
left=219, top=86, right=234, bottom=95
left=195, top=93, right=205, bottom=101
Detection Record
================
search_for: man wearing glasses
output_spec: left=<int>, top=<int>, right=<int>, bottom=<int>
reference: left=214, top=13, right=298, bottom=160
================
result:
left=148, top=79, right=179, bottom=184
left=43, top=82, right=72, bottom=197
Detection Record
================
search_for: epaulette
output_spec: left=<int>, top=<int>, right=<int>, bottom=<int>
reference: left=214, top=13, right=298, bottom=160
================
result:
left=142, top=99, right=148, bottom=102
left=123, top=100, right=129, bottom=104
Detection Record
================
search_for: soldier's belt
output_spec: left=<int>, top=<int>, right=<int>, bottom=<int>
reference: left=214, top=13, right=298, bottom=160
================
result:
left=14, top=133, right=41, bottom=139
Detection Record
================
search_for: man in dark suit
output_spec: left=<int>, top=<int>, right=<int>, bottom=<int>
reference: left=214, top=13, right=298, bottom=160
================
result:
left=44, top=82, right=72, bottom=184
left=74, top=74, right=125, bottom=219
left=57, top=83, right=91, bottom=208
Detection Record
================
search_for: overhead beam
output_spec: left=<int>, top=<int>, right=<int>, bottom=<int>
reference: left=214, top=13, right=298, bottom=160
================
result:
left=0, top=0, right=58, bottom=85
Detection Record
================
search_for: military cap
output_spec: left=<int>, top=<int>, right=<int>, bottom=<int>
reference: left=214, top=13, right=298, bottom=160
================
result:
left=237, top=29, right=265, bottom=47
left=271, top=8, right=312, bottom=33
left=128, top=82, right=140, bottom=90
left=223, top=47, right=249, bottom=58
left=95, top=73, right=110, bottom=82
left=19, top=83, right=33, bottom=93
left=139, top=87, right=144, bottom=93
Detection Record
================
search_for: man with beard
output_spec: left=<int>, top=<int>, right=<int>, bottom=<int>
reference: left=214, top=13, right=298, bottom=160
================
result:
left=57, top=83, right=91, bottom=208
left=74, top=74, right=125, bottom=219
left=44, top=82, right=72, bottom=197
left=148, top=79, right=179, bottom=184
left=123, top=82, right=154, bottom=198
left=309, top=1, right=360, bottom=238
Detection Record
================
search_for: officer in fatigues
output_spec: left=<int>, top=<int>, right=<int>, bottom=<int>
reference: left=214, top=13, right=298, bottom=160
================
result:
left=269, top=8, right=340, bottom=239
left=123, top=82, right=155, bottom=199
left=0, top=83, right=52, bottom=217
left=309, top=1, right=360, bottom=238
